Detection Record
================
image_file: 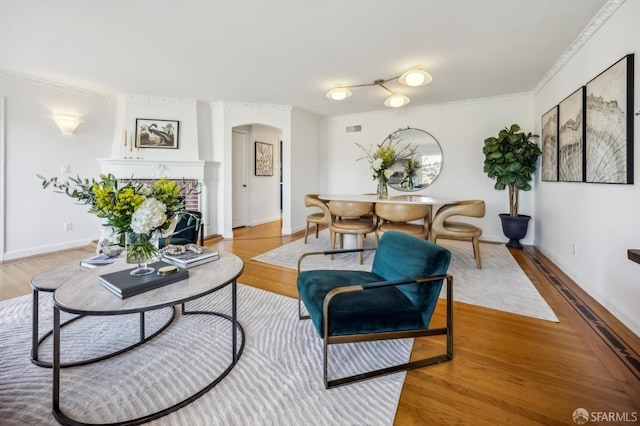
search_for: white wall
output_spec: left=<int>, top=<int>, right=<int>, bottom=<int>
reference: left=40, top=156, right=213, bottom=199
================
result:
left=110, top=95, right=201, bottom=161
left=321, top=95, right=535, bottom=243
left=290, top=108, right=322, bottom=233
left=0, top=75, right=116, bottom=260
left=533, top=0, right=640, bottom=335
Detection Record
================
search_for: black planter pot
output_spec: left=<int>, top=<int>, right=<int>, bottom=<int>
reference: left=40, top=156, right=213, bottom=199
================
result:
left=499, top=214, right=531, bottom=249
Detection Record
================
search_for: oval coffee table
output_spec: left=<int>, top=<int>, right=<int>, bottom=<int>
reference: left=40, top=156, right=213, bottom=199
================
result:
left=52, top=253, right=245, bottom=426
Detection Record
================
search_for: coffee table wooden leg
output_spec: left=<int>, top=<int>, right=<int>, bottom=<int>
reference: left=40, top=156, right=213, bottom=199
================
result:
left=139, top=312, right=145, bottom=340
left=232, top=280, right=237, bottom=362
left=31, top=290, right=39, bottom=363
left=53, top=306, right=61, bottom=417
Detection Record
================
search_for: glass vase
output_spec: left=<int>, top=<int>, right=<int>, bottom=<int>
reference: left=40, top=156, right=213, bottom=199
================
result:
left=126, top=232, right=159, bottom=276
left=377, top=176, right=388, bottom=200
left=407, top=175, right=415, bottom=191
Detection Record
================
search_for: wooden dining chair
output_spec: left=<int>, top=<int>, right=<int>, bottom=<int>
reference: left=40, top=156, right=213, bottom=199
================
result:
left=304, top=194, right=333, bottom=243
left=375, top=203, right=430, bottom=239
left=327, top=200, right=377, bottom=264
left=431, top=200, right=485, bottom=269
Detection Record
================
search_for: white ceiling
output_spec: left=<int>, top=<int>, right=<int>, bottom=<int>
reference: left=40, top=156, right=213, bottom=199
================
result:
left=0, top=0, right=613, bottom=117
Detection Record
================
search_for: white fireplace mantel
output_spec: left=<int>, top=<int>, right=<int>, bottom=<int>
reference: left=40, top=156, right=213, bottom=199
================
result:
left=97, top=158, right=206, bottom=180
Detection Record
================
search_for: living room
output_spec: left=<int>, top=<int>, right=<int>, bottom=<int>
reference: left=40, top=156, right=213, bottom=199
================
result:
left=0, top=0, right=638, bottom=424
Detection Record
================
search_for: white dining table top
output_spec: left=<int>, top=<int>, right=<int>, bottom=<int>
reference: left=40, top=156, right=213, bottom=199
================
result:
left=318, top=194, right=458, bottom=205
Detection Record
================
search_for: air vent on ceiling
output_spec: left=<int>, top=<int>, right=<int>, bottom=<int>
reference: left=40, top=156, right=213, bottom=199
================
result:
left=346, top=125, right=362, bottom=133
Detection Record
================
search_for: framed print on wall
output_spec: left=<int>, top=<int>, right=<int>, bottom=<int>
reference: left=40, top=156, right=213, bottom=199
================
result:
left=558, top=87, right=585, bottom=182
left=585, top=53, right=634, bottom=184
left=255, top=141, right=274, bottom=176
left=136, top=119, right=179, bottom=149
left=541, top=105, right=559, bottom=182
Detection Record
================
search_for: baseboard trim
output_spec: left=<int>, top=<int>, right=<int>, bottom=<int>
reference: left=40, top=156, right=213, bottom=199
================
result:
left=523, top=246, right=640, bottom=381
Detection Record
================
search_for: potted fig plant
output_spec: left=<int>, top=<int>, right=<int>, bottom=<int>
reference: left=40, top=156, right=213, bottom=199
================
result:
left=483, top=124, right=541, bottom=248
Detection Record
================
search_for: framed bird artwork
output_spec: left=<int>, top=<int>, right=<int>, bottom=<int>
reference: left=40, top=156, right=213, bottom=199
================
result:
left=136, top=119, right=179, bottom=149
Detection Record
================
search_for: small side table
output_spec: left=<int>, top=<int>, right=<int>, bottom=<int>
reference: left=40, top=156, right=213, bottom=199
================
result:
left=30, top=261, right=175, bottom=368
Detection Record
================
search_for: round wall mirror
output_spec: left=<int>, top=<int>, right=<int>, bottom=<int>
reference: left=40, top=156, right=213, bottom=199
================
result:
left=386, top=127, right=443, bottom=191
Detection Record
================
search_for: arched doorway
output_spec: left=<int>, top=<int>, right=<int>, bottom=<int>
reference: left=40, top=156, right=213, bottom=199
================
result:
left=231, top=123, right=283, bottom=232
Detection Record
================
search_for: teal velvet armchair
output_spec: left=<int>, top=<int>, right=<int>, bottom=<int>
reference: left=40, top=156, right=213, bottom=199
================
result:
left=297, top=230, right=453, bottom=388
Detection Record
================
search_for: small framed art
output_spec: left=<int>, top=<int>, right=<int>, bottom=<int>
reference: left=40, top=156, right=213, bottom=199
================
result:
left=255, top=142, right=274, bottom=176
left=136, top=119, right=179, bottom=149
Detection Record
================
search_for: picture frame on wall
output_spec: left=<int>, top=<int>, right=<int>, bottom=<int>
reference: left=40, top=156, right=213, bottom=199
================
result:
left=558, top=87, right=585, bottom=182
left=136, top=119, right=179, bottom=149
left=541, top=105, right=559, bottom=182
left=585, top=53, right=634, bottom=184
left=255, top=141, right=274, bottom=176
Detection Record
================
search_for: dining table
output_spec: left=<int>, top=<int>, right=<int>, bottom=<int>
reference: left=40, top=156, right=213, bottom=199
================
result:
left=318, top=194, right=460, bottom=243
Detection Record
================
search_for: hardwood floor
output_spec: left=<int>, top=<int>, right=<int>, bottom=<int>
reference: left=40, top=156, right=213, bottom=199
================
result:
left=1, top=221, right=638, bottom=425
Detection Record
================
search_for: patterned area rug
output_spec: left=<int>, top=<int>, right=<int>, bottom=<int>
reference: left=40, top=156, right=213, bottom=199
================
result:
left=253, top=231, right=558, bottom=322
left=0, top=284, right=410, bottom=425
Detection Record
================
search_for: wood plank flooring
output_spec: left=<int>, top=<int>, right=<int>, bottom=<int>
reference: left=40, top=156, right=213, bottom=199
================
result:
left=1, top=221, right=638, bottom=425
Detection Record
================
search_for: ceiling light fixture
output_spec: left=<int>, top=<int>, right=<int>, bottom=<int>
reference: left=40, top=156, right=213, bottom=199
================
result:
left=53, top=113, right=81, bottom=134
left=326, top=87, right=353, bottom=100
left=399, top=69, right=433, bottom=87
left=326, top=68, right=431, bottom=108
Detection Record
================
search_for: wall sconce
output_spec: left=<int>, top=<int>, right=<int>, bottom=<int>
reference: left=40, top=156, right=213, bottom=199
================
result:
left=326, top=68, right=432, bottom=108
left=53, top=113, right=81, bottom=134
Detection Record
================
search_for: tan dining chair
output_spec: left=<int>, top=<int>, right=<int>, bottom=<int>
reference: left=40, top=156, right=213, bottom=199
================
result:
left=375, top=203, right=430, bottom=239
left=431, top=200, right=485, bottom=269
left=304, top=194, right=333, bottom=243
left=328, top=200, right=377, bottom=264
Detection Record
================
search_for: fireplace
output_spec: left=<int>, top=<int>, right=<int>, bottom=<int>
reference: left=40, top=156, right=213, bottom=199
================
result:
left=98, top=158, right=219, bottom=237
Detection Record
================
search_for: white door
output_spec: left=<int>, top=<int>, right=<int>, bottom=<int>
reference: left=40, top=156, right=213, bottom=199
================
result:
left=232, top=130, right=249, bottom=228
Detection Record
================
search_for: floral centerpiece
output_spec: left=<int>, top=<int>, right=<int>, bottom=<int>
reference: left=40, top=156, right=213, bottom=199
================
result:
left=39, top=173, right=188, bottom=275
left=356, top=137, right=417, bottom=199
left=401, top=158, right=420, bottom=190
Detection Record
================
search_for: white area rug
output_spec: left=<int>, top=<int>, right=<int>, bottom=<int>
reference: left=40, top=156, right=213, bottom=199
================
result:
left=253, top=231, right=558, bottom=322
left=0, top=284, right=410, bottom=425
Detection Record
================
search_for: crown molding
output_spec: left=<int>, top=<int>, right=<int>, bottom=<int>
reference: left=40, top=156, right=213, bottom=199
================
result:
left=531, top=0, right=626, bottom=94
left=217, top=101, right=293, bottom=112
left=123, top=94, right=197, bottom=105
left=0, top=68, right=115, bottom=99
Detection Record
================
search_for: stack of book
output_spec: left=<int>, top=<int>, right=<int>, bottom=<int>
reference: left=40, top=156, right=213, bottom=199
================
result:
left=162, top=247, right=220, bottom=268
left=99, top=262, right=189, bottom=299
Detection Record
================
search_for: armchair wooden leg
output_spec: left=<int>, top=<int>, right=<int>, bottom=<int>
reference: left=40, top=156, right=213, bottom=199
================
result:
left=330, top=230, right=336, bottom=260
left=305, top=221, right=310, bottom=244
left=472, top=237, right=481, bottom=269
left=315, top=224, right=320, bottom=238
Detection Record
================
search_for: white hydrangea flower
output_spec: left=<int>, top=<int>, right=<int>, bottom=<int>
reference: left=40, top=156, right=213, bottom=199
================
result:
left=372, top=158, right=383, bottom=171
left=384, top=168, right=394, bottom=179
left=131, top=198, right=167, bottom=234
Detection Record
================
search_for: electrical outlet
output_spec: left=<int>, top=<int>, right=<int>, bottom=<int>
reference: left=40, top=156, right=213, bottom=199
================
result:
left=572, top=243, right=577, bottom=256
left=61, top=165, right=71, bottom=174
left=63, top=222, right=73, bottom=231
